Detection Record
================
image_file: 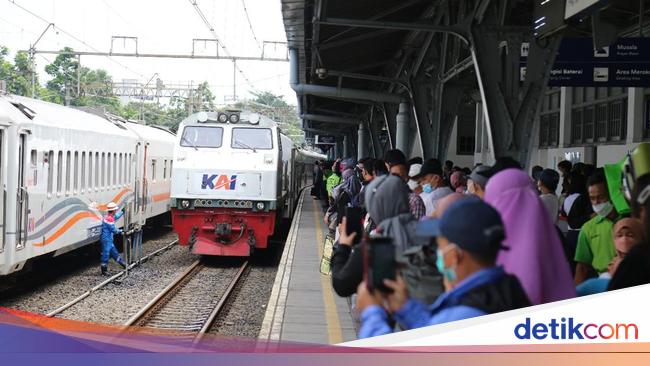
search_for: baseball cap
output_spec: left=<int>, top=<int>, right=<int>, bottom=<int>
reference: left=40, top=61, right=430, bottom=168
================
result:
left=468, top=165, right=491, bottom=189
left=412, top=158, right=442, bottom=180
left=408, top=163, right=422, bottom=179
left=416, top=198, right=508, bottom=258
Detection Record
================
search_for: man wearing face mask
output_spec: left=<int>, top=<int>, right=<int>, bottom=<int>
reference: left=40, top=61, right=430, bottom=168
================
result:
left=413, top=159, right=453, bottom=216
left=574, top=169, right=619, bottom=285
left=355, top=199, right=530, bottom=338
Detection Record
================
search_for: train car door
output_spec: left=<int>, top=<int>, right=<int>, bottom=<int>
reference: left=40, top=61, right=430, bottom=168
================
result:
left=0, top=129, right=4, bottom=253
left=15, top=132, right=27, bottom=250
left=141, top=143, right=149, bottom=216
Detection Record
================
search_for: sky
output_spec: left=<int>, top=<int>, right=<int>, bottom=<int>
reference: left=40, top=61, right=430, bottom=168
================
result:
left=0, top=0, right=294, bottom=105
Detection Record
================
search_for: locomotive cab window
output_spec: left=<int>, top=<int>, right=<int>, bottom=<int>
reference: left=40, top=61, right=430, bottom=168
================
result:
left=231, top=128, right=273, bottom=150
left=181, top=126, right=223, bottom=148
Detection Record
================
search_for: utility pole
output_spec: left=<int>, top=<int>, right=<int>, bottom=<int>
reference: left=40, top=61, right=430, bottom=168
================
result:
left=77, top=55, right=81, bottom=97
left=140, top=73, right=159, bottom=123
left=232, top=59, right=237, bottom=101
left=188, top=81, right=194, bottom=115
left=29, top=23, right=55, bottom=98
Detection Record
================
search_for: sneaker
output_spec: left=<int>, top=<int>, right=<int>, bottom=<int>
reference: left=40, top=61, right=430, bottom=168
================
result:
left=117, top=258, right=127, bottom=269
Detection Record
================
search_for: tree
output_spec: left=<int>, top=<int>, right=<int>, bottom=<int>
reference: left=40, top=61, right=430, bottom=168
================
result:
left=185, top=81, right=215, bottom=113
left=44, top=47, right=79, bottom=104
left=250, top=90, right=290, bottom=107
left=0, top=47, right=35, bottom=96
left=234, top=90, right=304, bottom=145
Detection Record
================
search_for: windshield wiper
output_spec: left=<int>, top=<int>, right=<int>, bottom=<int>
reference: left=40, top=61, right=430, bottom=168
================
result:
left=233, top=139, right=257, bottom=153
left=181, top=136, right=199, bottom=151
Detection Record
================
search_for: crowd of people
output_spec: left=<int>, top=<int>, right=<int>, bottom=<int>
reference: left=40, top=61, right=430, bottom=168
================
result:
left=310, top=143, right=650, bottom=339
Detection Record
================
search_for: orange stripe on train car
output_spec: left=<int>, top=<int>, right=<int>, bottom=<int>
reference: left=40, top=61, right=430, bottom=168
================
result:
left=33, top=211, right=101, bottom=247
left=152, top=192, right=171, bottom=203
left=97, top=188, right=132, bottom=210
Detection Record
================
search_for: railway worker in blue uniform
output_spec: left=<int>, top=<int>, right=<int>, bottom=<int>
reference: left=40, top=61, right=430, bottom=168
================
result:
left=100, top=202, right=127, bottom=276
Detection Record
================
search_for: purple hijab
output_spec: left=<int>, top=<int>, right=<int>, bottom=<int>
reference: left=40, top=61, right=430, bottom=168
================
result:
left=485, top=169, right=575, bottom=305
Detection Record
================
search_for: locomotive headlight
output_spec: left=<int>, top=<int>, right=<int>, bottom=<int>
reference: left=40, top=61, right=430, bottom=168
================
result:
left=217, top=113, right=228, bottom=123
left=180, top=200, right=191, bottom=209
left=228, top=113, right=240, bottom=123
left=256, top=202, right=265, bottom=210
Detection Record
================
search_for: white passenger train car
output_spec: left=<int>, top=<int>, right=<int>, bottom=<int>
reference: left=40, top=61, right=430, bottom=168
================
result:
left=171, top=111, right=324, bottom=256
left=0, top=94, right=175, bottom=276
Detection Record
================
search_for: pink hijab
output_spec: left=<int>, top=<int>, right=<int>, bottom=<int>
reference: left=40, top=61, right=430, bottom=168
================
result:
left=485, top=169, right=575, bottom=305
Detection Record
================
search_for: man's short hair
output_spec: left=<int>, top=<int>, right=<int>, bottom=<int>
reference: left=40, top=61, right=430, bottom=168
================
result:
left=373, top=159, right=389, bottom=176
left=384, top=149, right=407, bottom=167
left=362, top=158, right=376, bottom=175
left=587, top=168, right=607, bottom=188
left=558, top=160, right=573, bottom=173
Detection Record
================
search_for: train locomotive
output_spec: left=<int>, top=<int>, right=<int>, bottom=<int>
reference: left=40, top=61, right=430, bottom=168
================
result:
left=0, top=93, right=175, bottom=276
left=170, top=110, right=324, bottom=256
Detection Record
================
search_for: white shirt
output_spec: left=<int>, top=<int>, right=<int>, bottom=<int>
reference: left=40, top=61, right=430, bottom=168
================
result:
left=540, top=193, right=559, bottom=224
left=420, top=186, right=454, bottom=216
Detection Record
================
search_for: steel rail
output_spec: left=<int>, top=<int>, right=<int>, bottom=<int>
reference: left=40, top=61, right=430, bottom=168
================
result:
left=123, top=259, right=202, bottom=327
left=195, top=260, right=249, bottom=342
left=45, top=239, right=178, bottom=317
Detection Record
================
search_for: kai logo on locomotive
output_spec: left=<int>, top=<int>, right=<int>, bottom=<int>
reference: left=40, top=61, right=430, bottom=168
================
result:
left=201, top=174, right=237, bottom=190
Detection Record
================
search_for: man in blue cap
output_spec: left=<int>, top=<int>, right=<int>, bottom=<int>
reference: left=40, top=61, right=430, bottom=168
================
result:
left=356, top=198, right=531, bottom=338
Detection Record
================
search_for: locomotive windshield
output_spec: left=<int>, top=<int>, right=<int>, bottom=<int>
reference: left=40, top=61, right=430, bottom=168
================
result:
left=231, top=128, right=273, bottom=150
left=181, top=126, right=223, bottom=148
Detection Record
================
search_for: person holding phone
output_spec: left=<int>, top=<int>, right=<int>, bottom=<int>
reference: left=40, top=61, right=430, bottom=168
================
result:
left=356, top=198, right=531, bottom=338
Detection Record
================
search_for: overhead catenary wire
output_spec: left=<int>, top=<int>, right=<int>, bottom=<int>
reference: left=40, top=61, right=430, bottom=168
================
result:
left=186, top=0, right=252, bottom=86
left=240, top=0, right=262, bottom=52
left=8, top=0, right=146, bottom=78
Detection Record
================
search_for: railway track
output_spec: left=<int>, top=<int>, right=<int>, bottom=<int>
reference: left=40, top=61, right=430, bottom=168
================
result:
left=45, top=239, right=179, bottom=317
left=123, top=259, right=248, bottom=342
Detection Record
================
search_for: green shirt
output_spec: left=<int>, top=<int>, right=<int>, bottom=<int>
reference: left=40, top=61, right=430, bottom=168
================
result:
left=574, top=215, right=617, bottom=273
left=326, top=174, right=341, bottom=197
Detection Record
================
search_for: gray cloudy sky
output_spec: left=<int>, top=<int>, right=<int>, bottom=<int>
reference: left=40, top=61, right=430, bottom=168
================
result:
left=0, top=0, right=294, bottom=104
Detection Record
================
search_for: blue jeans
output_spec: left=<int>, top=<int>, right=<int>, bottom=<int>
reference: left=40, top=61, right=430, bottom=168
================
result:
left=100, top=240, right=121, bottom=266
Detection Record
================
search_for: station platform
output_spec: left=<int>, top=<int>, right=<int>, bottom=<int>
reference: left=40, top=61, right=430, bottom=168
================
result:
left=259, top=190, right=357, bottom=344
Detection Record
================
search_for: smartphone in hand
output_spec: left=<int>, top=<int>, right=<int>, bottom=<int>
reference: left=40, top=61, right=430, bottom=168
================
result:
left=364, top=236, right=396, bottom=293
left=344, top=206, right=363, bottom=244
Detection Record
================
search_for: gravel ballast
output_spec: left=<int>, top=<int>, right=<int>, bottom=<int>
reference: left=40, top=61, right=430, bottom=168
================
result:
left=0, top=227, right=183, bottom=315
left=1, top=222, right=287, bottom=338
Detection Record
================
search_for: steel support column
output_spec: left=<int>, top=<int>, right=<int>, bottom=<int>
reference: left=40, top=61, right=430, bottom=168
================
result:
left=411, top=79, right=436, bottom=159
left=396, top=102, right=410, bottom=154
left=358, top=123, right=369, bottom=159
left=470, top=24, right=561, bottom=165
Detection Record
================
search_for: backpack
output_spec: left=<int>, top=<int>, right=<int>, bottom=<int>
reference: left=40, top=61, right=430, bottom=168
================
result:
left=397, top=245, right=444, bottom=305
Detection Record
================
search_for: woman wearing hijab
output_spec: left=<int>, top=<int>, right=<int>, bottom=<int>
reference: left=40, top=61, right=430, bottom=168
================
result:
left=485, top=169, right=576, bottom=305
left=576, top=218, right=645, bottom=295
left=330, top=175, right=427, bottom=297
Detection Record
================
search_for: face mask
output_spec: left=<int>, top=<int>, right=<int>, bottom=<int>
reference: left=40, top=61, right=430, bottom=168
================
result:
left=407, top=180, right=419, bottom=191
left=436, top=247, right=457, bottom=282
left=592, top=201, right=613, bottom=218
left=423, top=183, right=433, bottom=194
